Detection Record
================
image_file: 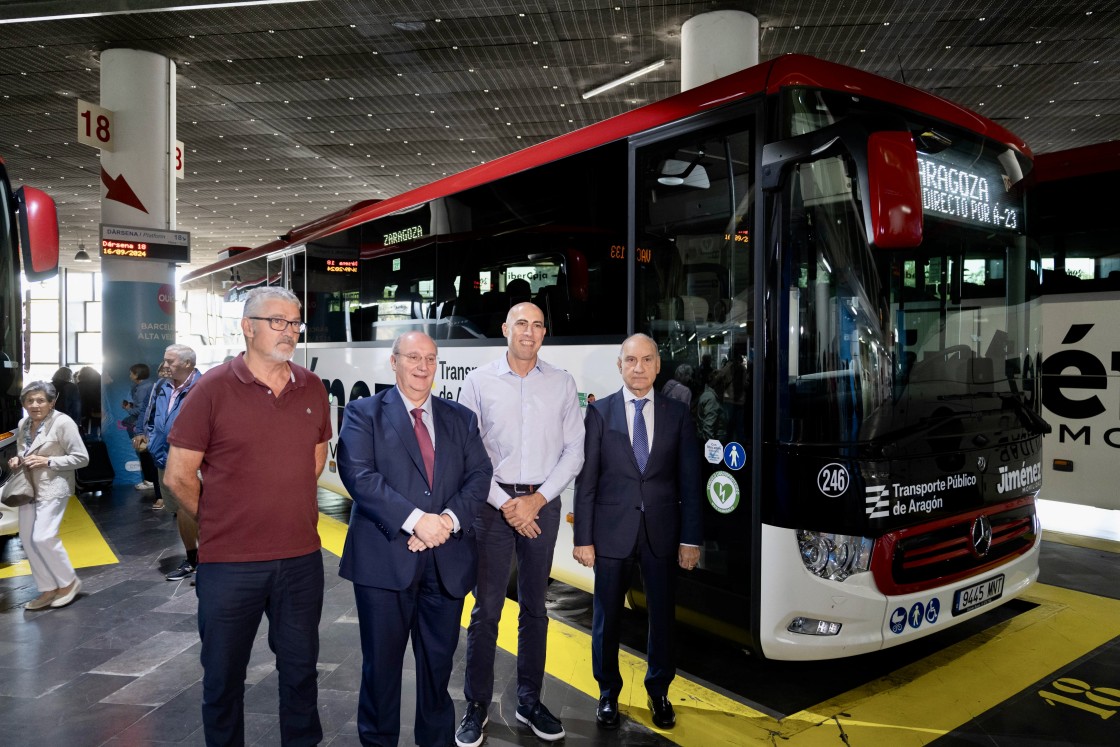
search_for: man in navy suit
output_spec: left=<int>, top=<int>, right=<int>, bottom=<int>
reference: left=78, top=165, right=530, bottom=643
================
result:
left=574, top=333, right=703, bottom=731
left=338, top=331, right=493, bottom=747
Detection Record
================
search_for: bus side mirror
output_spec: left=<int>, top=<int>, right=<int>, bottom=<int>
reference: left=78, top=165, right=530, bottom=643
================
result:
left=867, top=132, right=923, bottom=249
left=16, top=186, right=60, bottom=281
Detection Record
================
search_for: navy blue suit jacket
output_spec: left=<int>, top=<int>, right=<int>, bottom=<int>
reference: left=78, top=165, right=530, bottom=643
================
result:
left=574, top=390, right=703, bottom=559
left=337, top=387, right=493, bottom=597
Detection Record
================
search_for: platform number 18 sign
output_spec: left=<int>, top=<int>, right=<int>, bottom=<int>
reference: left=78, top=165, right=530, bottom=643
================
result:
left=77, top=99, right=115, bottom=152
left=817, top=463, right=849, bottom=498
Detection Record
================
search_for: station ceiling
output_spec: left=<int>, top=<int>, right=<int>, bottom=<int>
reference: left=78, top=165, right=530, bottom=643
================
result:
left=1, top=0, right=1117, bottom=273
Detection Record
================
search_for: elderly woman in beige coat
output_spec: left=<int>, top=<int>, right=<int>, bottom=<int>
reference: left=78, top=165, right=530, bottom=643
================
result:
left=6, top=381, right=89, bottom=610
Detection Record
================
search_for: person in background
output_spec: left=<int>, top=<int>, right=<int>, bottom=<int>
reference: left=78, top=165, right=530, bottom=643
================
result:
left=692, top=374, right=726, bottom=442
left=50, top=367, right=82, bottom=425
left=138, top=346, right=201, bottom=578
left=122, top=363, right=155, bottom=490
left=76, top=366, right=102, bottom=436
left=133, top=362, right=170, bottom=497
left=660, top=363, right=693, bottom=408
left=7, top=381, right=89, bottom=610
left=455, top=302, right=584, bottom=747
left=337, top=331, right=492, bottom=747
left=574, top=334, right=703, bottom=732
left=165, top=287, right=331, bottom=747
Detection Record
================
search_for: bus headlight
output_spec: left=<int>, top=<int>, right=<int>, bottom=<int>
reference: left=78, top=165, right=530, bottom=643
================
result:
left=796, top=530, right=873, bottom=582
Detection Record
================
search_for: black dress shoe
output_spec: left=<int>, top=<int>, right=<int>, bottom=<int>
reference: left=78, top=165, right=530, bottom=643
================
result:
left=648, top=694, right=676, bottom=729
left=596, top=696, right=620, bottom=730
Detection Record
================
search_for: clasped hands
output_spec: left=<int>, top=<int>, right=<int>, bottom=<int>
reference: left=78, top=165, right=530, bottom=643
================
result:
left=407, top=512, right=455, bottom=552
left=502, top=493, right=545, bottom=538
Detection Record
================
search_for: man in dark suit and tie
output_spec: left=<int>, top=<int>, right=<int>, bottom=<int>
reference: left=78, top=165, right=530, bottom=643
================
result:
left=337, top=331, right=493, bottom=747
left=574, top=333, right=703, bottom=731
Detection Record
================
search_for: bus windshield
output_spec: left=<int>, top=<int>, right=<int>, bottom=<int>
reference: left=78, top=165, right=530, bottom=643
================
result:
left=780, top=91, right=1042, bottom=454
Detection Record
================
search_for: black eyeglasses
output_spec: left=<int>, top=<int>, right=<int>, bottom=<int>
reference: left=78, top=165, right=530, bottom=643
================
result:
left=248, top=316, right=306, bottom=334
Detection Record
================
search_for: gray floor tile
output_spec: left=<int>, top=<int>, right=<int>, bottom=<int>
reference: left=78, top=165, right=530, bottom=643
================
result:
left=91, top=631, right=200, bottom=677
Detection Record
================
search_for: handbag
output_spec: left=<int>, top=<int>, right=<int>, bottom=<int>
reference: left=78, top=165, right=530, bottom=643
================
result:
left=1, top=467, right=35, bottom=507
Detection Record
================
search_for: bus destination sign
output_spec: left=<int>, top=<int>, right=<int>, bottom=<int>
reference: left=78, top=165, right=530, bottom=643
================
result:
left=100, top=224, right=191, bottom=263
left=918, top=155, right=1021, bottom=233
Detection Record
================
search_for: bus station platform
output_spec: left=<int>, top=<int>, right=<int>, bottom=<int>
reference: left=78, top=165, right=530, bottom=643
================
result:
left=0, top=487, right=1117, bottom=746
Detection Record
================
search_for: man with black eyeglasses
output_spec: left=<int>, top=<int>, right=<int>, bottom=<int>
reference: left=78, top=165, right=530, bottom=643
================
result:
left=166, top=287, right=331, bottom=747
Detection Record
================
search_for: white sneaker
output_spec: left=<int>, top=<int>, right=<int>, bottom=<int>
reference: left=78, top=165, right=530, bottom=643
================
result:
left=134, top=480, right=154, bottom=490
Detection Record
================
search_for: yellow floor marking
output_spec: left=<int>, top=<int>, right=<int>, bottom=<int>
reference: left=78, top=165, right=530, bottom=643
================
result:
left=324, top=511, right=1120, bottom=745
left=775, top=583, right=1120, bottom=745
left=465, top=581, right=1120, bottom=745
left=1043, top=529, right=1120, bottom=554
left=317, top=511, right=348, bottom=557
left=0, top=495, right=119, bottom=578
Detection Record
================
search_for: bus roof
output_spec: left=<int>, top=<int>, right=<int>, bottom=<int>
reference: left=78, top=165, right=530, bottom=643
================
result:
left=184, top=53, right=1032, bottom=282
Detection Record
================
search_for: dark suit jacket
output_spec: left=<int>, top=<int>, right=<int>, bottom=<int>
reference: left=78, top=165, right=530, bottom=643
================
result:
left=337, top=387, right=493, bottom=597
left=574, top=389, right=703, bottom=559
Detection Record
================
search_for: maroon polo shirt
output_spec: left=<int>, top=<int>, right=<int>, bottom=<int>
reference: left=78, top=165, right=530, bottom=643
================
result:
left=168, top=353, right=331, bottom=563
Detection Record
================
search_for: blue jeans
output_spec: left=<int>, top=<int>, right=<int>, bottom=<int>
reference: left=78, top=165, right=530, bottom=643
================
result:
left=196, top=551, right=324, bottom=747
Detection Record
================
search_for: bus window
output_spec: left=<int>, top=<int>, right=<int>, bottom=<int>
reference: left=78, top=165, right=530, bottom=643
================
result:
left=356, top=221, right=437, bottom=342
left=783, top=154, right=891, bottom=445
left=300, top=228, right=361, bottom=343
left=439, top=142, right=628, bottom=339
left=636, top=122, right=755, bottom=422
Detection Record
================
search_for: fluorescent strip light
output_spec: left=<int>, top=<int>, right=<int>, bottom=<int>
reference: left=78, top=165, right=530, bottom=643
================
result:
left=0, top=0, right=315, bottom=25
left=582, top=59, right=666, bottom=100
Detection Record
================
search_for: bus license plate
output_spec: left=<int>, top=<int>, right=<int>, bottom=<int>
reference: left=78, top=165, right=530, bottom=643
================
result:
left=952, top=574, right=1005, bottom=616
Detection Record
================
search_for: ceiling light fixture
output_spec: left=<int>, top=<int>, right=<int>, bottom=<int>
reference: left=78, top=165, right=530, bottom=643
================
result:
left=74, top=243, right=91, bottom=262
left=582, top=59, right=666, bottom=99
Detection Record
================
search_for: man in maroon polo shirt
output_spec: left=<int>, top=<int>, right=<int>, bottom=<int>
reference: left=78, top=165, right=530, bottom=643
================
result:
left=165, top=286, right=331, bottom=747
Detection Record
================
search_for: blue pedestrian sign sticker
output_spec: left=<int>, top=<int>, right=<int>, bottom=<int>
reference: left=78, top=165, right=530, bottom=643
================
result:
left=723, top=442, right=745, bottom=470
left=706, top=471, right=740, bottom=514
left=908, top=602, right=925, bottom=629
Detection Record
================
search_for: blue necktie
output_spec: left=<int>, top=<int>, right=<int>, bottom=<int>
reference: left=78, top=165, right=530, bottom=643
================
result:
left=632, top=398, right=649, bottom=473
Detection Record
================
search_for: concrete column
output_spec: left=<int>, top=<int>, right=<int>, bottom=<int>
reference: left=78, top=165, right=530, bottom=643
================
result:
left=98, top=48, right=178, bottom=484
left=681, top=11, right=760, bottom=91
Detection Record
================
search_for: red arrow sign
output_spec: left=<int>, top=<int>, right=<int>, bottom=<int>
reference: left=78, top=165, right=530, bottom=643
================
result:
left=100, top=167, right=148, bottom=213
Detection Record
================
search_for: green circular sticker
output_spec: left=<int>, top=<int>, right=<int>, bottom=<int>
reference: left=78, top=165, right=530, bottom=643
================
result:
left=706, top=471, right=740, bottom=514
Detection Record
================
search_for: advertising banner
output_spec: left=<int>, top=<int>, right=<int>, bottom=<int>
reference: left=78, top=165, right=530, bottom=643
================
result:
left=101, top=278, right=176, bottom=483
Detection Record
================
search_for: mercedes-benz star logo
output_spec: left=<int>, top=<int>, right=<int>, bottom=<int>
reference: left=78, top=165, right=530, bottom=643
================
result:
left=970, top=515, right=993, bottom=557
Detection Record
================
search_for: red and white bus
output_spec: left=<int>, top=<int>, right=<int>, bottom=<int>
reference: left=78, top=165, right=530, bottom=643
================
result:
left=178, top=54, right=1045, bottom=660
left=1034, top=142, right=1120, bottom=534
left=0, top=155, right=61, bottom=530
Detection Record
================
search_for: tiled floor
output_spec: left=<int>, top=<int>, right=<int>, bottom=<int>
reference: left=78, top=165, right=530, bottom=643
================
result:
left=3, top=486, right=1116, bottom=747
left=0, top=487, right=671, bottom=746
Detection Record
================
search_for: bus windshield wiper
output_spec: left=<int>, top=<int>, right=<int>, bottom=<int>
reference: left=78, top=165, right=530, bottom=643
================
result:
left=936, top=391, right=1052, bottom=436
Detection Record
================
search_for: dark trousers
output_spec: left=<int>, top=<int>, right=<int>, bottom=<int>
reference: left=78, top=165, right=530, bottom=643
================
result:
left=138, top=449, right=162, bottom=499
left=353, top=552, right=465, bottom=747
left=196, top=551, right=324, bottom=747
left=592, top=515, right=676, bottom=700
left=464, top=495, right=560, bottom=707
